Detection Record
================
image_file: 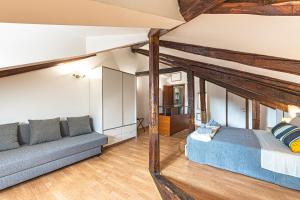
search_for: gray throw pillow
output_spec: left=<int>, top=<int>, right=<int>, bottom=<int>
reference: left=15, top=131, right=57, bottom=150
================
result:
left=29, top=118, right=62, bottom=145
left=0, top=123, right=20, bottom=151
left=67, top=116, right=92, bottom=137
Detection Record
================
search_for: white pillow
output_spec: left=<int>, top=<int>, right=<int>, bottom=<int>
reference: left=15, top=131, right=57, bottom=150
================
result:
left=290, top=117, right=300, bottom=127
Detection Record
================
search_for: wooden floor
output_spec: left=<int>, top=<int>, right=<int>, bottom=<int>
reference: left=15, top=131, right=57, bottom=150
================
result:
left=1, top=129, right=300, bottom=200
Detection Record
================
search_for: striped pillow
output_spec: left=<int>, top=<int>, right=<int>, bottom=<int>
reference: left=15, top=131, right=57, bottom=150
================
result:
left=271, top=122, right=290, bottom=138
left=271, top=122, right=300, bottom=153
left=282, top=128, right=300, bottom=153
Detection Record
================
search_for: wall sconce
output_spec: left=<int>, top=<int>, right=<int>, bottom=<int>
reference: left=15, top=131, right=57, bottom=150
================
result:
left=72, top=73, right=86, bottom=79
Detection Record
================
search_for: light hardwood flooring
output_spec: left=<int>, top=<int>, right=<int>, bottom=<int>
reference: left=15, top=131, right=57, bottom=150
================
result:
left=1, top=129, right=300, bottom=200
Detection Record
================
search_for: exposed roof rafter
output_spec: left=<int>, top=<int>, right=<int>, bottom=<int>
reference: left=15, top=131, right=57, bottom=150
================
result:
left=208, top=0, right=300, bottom=15
left=132, top=48, right=300, bottom=107
left=135, top=67, right=185, bottom=77
left=159, top=40, right=300, bottom=76
left=178, top=0, right=225, bottom=21
left=0, top=41, right=145, bottom=78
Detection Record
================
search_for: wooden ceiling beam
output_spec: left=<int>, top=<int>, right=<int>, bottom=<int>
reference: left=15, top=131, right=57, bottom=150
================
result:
left=133, top=48, right=300, bottom=96
left=208, top=1, right=300, bottom=15
left=160, top=40, right=300, bottom=76
left=135, top=67, right=185, bottom=77
left=0, top=54, right=96, bottom=78
left=225, top=0, right=296, bottom=5
left=225, top=85, right=288, bottom=111
left=132, top=48, right=300, bottom=107
left=194, top=71, right=288, bottom=111
left=162, top=56, right=300, bottom=106
left=178, top=0, right=225, bottom=21
left=0, top=41, right=148, bottom=79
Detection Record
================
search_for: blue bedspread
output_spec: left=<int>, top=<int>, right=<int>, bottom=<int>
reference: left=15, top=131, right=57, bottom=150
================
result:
left=187, top=127, right=300, bottom=190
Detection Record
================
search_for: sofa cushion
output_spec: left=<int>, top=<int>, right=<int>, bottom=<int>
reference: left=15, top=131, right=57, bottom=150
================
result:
left=0, top=132, right=108, bottom=178
left=29, top=118, right=62, bottom=145
left=67, top=116, right=92, bottom=137
left=0, top=123, right=19, bottom=151
left=60, top=121, right=70, bottom=137
left=61, top=119, right=94, bottom=137
left=19, top=124, right=30, bottom=145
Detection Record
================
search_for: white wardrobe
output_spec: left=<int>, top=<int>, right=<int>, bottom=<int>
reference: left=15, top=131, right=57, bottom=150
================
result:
left=90, top=67, right=137, bottom=146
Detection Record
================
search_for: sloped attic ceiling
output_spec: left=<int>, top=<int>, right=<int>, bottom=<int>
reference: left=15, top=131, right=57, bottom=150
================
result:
left=137, top=14, right=300, bottom=84
left=95, top=0, right=184, bottom=21
left=0, top=23, right=149, bottom=68
left=0, top=0, right=184, bottom=71
left=0, top=0, right=184, bottom=29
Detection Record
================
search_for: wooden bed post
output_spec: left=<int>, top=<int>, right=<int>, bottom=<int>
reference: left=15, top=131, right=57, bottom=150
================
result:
left=200, top=79, right=207, bottom=124
left=226, top=91, right=228, bottom=127
left=148, top=29, right=160, bottom=174
left=252, top=99, right=260, bottom=129
left=246, top=98, right=249, bottom=129
left=187, top=70, right=195, bottom=132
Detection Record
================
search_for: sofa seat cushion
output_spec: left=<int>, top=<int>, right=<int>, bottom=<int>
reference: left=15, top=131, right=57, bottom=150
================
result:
left=0, top=133, right=108, bottom=178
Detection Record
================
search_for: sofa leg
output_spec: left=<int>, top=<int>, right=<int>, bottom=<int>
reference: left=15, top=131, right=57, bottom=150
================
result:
left=97, top=146, right=103, bottom=157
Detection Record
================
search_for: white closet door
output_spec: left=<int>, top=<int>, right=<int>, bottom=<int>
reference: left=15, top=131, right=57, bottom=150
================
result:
left=103, top=68, right=123, bottom=130
left=123, top=73, right=136, bottom=125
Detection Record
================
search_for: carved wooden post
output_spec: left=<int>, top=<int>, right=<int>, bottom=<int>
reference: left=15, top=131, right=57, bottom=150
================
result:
left=148, top=29, right=160, bottom=174
left=252, top=99, right=260, bottom=129
left=187, top=70, right=195, bottom=132
left=200, top=79, right=207, bottom=124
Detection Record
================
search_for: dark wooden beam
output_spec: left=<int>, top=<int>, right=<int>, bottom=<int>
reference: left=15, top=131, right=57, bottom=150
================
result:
left=132, top=48, right=299, bottom=108
left=135, top=67, right=185, bottom=77
left=152, top=174, right=194, bottom=200
left=221, top=84, right=288, bottom=112
left=148, top=29, right=195, bottom=200
left=138, top=50, right=300, bottom=99
left=208, top=1, right=300, bottom=15
left=246, top=98, right=249, bottom=129
left=178, top=0, right=225, bottom=21
left=0, top=54, right=96, bottom=78
left=187, top=70, right=195, bottom=132
left=252, top=99, right=261, bottom=129
left=200, top=79, right=207, bottom=123
left=160, top=40, right=300, bottom=76
left=226, top=91, right=229, bottom=127
left=148, top=29, right=160, bottom=174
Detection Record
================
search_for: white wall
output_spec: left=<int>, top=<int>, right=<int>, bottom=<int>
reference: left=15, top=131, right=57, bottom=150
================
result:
left=207, top=82, right=226, bottom=126
left=0, top=66, right=90, bottom=124
left=0, top=43, right=144, bottom=125
left=137, top=76, right=150, bottom=126
left=194, top=77, right=201, bottom=126
left=228, top=93, right=246, bottom=129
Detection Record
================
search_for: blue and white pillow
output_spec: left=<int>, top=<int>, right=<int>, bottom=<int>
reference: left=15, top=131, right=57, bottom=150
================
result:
left=207, top=119, right=220, bottom=127
left=272, top=122, right=295, bottom=140
left=271, top=122, right=300, bottom=153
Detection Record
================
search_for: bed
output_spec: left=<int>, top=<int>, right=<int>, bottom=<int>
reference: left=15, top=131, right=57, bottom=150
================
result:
left=186, top=127, right=300, bottom=190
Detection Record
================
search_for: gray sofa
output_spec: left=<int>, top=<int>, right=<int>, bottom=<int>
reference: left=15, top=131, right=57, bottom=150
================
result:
left=0, top=120, right=108, bottom=190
